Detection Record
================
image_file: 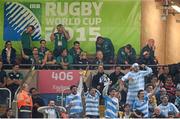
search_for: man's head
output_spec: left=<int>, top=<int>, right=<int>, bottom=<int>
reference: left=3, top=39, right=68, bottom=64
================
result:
left=124, top=44, right=132, bottom=54
left=5, top=41, right=12, bottom=49
left=61, top=48, right=68, bottom=57
left=115, top=65, right=121, bottom=74
left=132, top=63, right=139, bottom=72
left=26, top=25, right=35, bottom=34
left=89, top=87, right=97, bottom=97
left=73, top=41, right=80, bottom=49
left=22, top=83, right=29, bottom=92
left=161, top=95, right=169, bottom=105
left=98, top=64, right=104, bottom=73
left=5, top=108, right=13, bottom=117
left=29, top=87, right=38, bottom=96
left=137, top=90, right=145, bottom=99
left=160, top=88, right=167, bottom=95
left=96, top=36, right=104, bottom=45
left=32, top=47, right=39, bottom=55
left=146, top=83, right=154, bottom=93
left=48, top=100, right=55, bottom=107
left=165, top=75, right=173, bottom=85
left=40, top=39, right=46, bottom=48
left=12, top=63, right=20, bottom=72
left=70, top=85, right=78, bottom=95
left=147, top=39, right=155, bottom=48
left=109, top=88, right=117, bottom=97
left=96, top=50, right=103, bottom=60
left=56, top=24, right=64, bottom=33
left=124, top=104, right=130, bottom=112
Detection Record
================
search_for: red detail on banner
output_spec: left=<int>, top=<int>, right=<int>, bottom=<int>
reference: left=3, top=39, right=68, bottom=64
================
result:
left=38, top=70, right=80, bottom=93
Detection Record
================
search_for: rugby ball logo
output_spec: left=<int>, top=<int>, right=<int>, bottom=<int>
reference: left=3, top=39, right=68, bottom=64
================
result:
left=4, top=2, right=41, bottom=41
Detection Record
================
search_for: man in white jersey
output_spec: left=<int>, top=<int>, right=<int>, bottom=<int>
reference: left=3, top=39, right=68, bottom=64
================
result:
left=65, top=82, right=83, bottom=118
left=133, top=80, right=160, bottom=117
left=103, top=79, right=119, bottom=118
left=120, top=63, right=152, bottom=108
left=158, top=95, right=179, bottom=117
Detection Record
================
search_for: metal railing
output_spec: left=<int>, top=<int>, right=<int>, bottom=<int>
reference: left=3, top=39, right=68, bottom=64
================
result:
left=0, top=88, right=12, bottom=108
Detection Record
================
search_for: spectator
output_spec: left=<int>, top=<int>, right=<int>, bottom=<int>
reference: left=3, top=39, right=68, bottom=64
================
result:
left=38, top=39, right=49, bottom=57
left=146, top=83, right=157, bottom=117
left=140, top=39, right=157, bottom=62
left=0, top=61, right=7, bottom=105
left=65, top=85, right=83, bottom=118
left=1, top=41, right=16, bottom=64
left=30, top=87, right=45, bottom=118
left=93, top=50, right=106, bottom=66
left=50, top=24, right=70, bottom=57
left=17, top=83, right=33, bottom=118
left=132, top=80, right=159, bottom=117
left=103, top=80, right=119, bottom=118
left=120, top=63, right=152, bottom=108
left=7, top=63, right=23, bottom=101
left=37, top=100, right=65, bottom=118
left=42, top=51, right=56, bottom=69
left=156, top=87, right=167, bottom=105
left=159, top=66, right=171, bottom=84
left=96, top=36, right=115, bottom=64
left=151, top=107, right=165, bottom=118
left=158, top=95, right=179, bottom=117
left=0, top=108, right=15, bottom=118
left=21, top=25, right=35, bottom=55
left=175, top=88, right=180, bottom=110
left=138, top=50, right=157, bottom=65
left=77, top=51, right=89, bottom=70
left=91, top=64, right=109, bottom=94
left=163, top=75, right=176, bottom=103
left=119, top=104, right=132, bottom=118
left=115, top=91, right=124, bottom=112
left=22, top=47, right=44, bottom=64
left=109, top=65, right=124, bottom=88
left=83, top=83, right=101, bottom=118
left=69, top=41, right=83, bottom=64
left=56, top=48, right=73, bottom=69
left=117, top=44, right=136, bottom=65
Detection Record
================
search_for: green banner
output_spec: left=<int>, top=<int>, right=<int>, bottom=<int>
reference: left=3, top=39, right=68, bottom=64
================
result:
left=0, top=0, right=141, bottom=55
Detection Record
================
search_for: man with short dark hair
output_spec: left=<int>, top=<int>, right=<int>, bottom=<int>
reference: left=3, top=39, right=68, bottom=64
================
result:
left=65, top=84, right=83, bottom=118
left=96, top=36, right=115, bottom=64
left=7, top=64, right=23, bottom=101
left=103, top=80, right=119, bottom=118
left=21, top=25, right=35, bottom=55
left=117, top=44, right=136, bottom=65
left=38, top=39, right=49, bottom=57
left=69, top=41, right=83, bottom=64
left=158, top=95, right=179, bottom=117
left=50, top=24, right=70, bottom=57
left=30, top=87, right=45, bottom=118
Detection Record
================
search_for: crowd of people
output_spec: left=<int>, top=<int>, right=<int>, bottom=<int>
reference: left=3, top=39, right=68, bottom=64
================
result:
left=1, top=24, right=158, bottom=70
left=0, top=61, right=179, bottom=118
left=0, top=24, right=179, bottom=118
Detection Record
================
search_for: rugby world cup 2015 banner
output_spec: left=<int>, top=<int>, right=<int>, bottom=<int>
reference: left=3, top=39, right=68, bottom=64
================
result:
left=0, top=0, right=141, bottom=54
left=38, top=70, right=81, bottom=93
